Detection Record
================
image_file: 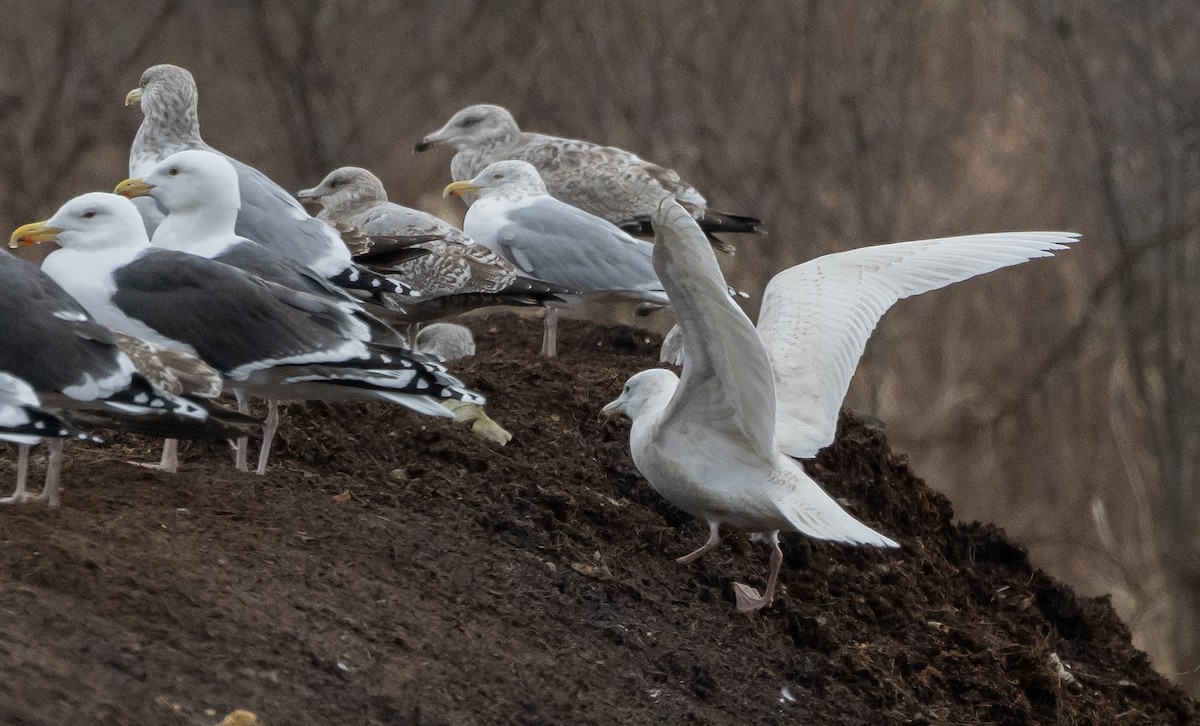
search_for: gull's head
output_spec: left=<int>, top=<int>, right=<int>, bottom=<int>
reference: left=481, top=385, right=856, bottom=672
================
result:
left=116, top=149, right=240, bottom=219
left=297, top=166, right=387, bottom=217
left=442, top=160, right=548, bottom=202
left=10, top=193, right=147, bottom=252
left=126, top=64, right=198, bottom=123
left=416, top=104, right=519, bottom=152
left=601, top=368, right=680, bottom=422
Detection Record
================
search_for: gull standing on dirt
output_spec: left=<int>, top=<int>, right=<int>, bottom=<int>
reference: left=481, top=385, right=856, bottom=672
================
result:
left=416, top=104, right=762, bottom=252
left=15, top=193, right=486, bottom=476
left=297, top=166, right=566, bottom=316
left=444, top=161, right=668, bottom=357
left=600, top=199, right=903, bottom=613
left=605, top=200, right=1078, bottom=612
left=125, top=64, right=415, bottom=301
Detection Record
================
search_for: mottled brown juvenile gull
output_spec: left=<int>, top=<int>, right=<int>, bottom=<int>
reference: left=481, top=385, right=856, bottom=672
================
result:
left=444, top=161, right=669, bottom=357
left=417, top=103, right=762, bottom=253
left=601, top=199, right=897, bottom=613
left=297, top=166, right=566, bottom=314
left=125, top=64, right=416, bottom=301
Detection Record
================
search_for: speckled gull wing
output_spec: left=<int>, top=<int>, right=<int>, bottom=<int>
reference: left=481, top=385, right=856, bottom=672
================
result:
left=653, top=198, right=777, bottom=462
left=759, top=232, right=1078, bottom=459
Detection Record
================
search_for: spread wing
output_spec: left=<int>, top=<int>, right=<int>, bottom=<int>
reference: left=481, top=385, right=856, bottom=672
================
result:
left=654, top=199, right=776, bottom=461
left=759, top=232, right=1078, bottom=458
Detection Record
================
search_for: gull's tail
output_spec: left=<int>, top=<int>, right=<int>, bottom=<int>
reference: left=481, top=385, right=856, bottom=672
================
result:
left=773, top=470, right=899, bottom=548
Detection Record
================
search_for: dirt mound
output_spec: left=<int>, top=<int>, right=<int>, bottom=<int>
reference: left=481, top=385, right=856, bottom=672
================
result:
left=0, top=313, right=1193, bottom=725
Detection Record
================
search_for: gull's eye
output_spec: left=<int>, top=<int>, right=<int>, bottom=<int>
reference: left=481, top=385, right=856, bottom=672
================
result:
left=330, top=180, right=342, bottom=188
left=461, top=116, right=482, bottom=128
left=168, top=167, right=180, bottom=176
left=492, top=173, right=503, bottom=180
left=82, top=211, right=95, bottom=219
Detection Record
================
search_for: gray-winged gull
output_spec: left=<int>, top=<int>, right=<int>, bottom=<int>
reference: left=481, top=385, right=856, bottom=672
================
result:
left=602, top=199, right=899, bottom=613
left=14, top=194, right=485, bottom=476
left=416, top=104, right=762, bottom=253
left=125, top=64, right=416, bottom=301
left=443, top=160, right=668, bottom=357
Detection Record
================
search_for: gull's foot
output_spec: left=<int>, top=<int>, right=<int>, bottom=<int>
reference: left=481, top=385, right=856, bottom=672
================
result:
left=126, top=460, right=179, bottom=475
left=732, top=582, right=773, bottom=613
left=0, top=490, right=49, bottom=505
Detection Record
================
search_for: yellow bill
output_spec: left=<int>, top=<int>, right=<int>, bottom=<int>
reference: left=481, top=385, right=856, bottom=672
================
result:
left=114, top=178, right=154, bottom=198
left=442, top=180, right=480, bottom=199
left=9, top=221, right=61, bottom=248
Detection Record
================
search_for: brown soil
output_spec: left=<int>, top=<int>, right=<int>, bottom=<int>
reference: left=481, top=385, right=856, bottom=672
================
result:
left=0, top=313, right=1194, bottom=725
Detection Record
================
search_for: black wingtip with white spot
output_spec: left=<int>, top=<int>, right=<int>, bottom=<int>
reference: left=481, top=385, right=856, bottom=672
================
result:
left=101, top=373, right=208, bottom=421
left=329, top=263, right=421, bottom=299
left=1, top=405, right=99, bottom=444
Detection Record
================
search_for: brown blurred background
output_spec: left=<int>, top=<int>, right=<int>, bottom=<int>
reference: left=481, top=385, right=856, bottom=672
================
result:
left=1, top=0, right=1197, bottom=694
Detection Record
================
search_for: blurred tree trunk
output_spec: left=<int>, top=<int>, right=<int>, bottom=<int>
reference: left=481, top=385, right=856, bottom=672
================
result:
left=1049, top=0, right=1200, bottom=692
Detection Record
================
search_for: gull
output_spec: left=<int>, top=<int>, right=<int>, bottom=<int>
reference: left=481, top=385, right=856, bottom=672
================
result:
left=14, top=193, right=485, bottom=477
left=444, top=160, right=668, bottom=357
left=125, top=64, right=415, bottom=301
left=416, top=104, right=762, bottom=252
left=604, top=200, right=1077, bottom=611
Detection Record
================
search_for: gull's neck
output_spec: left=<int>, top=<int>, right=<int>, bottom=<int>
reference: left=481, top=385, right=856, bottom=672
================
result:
left=129, top=109, right=206, bottom=177
left=321, top=193, right=383, bottom=222
left=152, top=205, right=237, bottom=254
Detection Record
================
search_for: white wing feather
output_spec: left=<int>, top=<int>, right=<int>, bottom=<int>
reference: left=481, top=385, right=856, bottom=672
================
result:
left=759, top=232, right=1078, bottom=458
left=654, top=199, right=777, bottom=461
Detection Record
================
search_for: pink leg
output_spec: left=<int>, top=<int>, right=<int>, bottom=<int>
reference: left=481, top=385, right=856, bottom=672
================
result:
left=732, top=531, right=784, bottom=613
left=41, top=438, right=65, bottom=508
left=540, top=308, right=560, bottom=357
left=255, top=399, right=281, bottom=476
left=677, top=521, right=723, bottom=564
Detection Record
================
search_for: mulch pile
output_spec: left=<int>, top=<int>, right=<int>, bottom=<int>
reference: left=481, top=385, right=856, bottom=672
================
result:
left=0, top=313, right=1194, bottom=725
